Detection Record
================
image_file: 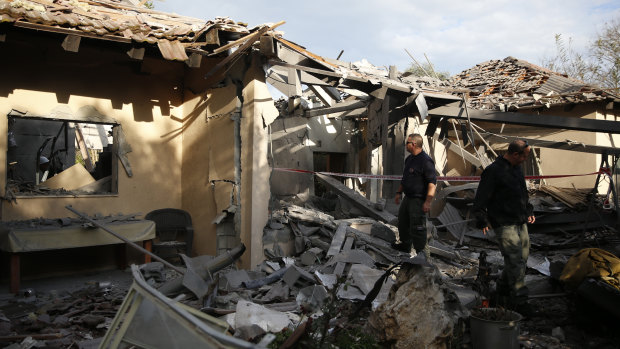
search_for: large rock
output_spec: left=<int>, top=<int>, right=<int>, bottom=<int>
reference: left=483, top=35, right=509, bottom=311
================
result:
left=368, top=264, right=468, bottom=348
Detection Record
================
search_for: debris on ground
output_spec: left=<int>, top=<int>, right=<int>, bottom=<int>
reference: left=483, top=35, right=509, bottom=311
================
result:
left=0, top=184, right=619, bottom=348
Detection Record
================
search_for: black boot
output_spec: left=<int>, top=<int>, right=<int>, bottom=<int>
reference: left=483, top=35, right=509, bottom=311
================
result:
left=493, top=282, right=511, bottom=308
left=392, top=242, right=411, bottom=253
left=515, top=301, right=539, bottom=318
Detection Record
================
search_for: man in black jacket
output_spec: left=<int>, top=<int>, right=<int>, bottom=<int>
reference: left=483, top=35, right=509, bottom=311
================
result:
left=394, top=134, right=436, bottom=255
left=473, top=139, right=536, bottom=315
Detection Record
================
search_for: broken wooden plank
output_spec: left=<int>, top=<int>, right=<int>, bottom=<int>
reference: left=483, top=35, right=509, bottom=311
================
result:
left=74, top=124, right=94, bottom=172
left=315, top=173, right=396, bottom=223
left=308, top=85, right=333, bottom=107
left=304, top=100, right=367, bottom=118
left=205, top=21, right=285, bottom=82
left=440, top=138, right=482, bottom=168
left=429, top=106, right=620, bottom=134
left=345, top=226, right=406, bottom=264
left=481, top=133, right=620, bottom=155
left=539, top=185, right=590, bottom=208
left=210, top=21, right=284, bottom=56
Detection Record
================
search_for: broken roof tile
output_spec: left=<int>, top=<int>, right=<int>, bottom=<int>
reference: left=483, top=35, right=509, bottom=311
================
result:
left=452, top=56, right=618, bottom=110
left=0, top=0, right=253, bottom=62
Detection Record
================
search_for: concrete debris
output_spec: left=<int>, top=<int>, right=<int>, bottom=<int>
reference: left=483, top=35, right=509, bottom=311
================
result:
left=296, top=285, right=328, bottom=312
left=0, top=273, right=131, bottom=348
left=2, top=187, right=617, bottom=348
left=234, top=300, right=290, bottom=333
left=368, top=264, right=468, bottom=349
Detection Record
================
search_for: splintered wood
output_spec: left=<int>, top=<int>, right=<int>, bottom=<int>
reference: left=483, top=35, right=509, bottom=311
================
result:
left=539, top=185, right=591, bottom=208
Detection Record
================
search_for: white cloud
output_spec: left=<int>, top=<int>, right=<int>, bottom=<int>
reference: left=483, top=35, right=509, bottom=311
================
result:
left=156, top=0, right=620, bottom=76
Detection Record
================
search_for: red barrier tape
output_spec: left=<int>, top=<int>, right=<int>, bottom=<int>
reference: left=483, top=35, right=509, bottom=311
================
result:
left=273, top=167, right=611, bottom=182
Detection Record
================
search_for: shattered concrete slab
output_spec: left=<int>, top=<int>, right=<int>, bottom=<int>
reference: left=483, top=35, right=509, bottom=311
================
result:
left=368, top=264, right=468, bottom=349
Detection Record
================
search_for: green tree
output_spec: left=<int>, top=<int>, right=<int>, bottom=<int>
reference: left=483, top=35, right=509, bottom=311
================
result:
left=590, top=19, right=620, bottom=90
left=542, top=19, right=620, bottom=90
left=405, top=61, right=451, bottom=80
left=541, top=34, right=593, bottom=83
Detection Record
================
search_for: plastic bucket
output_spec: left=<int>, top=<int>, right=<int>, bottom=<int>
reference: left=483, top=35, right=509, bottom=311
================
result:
left=470, top=308, right=522, bottom=349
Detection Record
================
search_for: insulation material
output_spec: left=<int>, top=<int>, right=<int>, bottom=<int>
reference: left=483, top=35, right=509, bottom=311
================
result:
left=40, top=163, right=95, bottom=190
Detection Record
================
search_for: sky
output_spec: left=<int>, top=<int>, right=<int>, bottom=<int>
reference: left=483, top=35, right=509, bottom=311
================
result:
left=156, top=0, right=620, bottom=77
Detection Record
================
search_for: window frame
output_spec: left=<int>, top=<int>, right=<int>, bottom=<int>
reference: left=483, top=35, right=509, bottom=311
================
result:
left=6, top=114, right=120, bottom=198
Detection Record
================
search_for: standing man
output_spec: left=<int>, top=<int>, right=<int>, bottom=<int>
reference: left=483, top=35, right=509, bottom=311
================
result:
left=394, top=134, right=437, bottom=255
left=473, top=139, right=536, bottom=315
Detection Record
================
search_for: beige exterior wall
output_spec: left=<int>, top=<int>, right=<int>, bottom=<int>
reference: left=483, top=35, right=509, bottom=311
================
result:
left=181, top=84, right=237, bottom=257
left=534, top=105, right=601, bottom=189
left=240, top=56, right=278, bottom=269
left=0, top=34, right=185, bottom=221
left=0, top=29, right=287, bottom=275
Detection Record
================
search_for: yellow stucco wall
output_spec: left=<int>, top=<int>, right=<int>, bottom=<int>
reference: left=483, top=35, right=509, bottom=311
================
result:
left=0, top=29, right=279, bottom=275
left=0, top=33, right=186, bottom=221
left=181, top=84, right=237, bottom=257
left=537, top=105, right=602, bottom=189
left=240, top=55, right=279, bottom=269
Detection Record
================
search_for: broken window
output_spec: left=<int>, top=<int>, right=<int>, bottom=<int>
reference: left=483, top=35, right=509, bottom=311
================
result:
left=6, top=116, right=117, bottom=196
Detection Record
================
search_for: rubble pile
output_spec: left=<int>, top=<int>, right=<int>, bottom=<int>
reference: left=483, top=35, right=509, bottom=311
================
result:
left=139, top=199, right=474, bottom=347
left=0, top=187, right=618, bottom=348
left=0, top=280, right=128, bottom=348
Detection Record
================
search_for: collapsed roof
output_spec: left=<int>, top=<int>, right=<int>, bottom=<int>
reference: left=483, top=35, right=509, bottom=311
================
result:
left=0, top=0, right=252, bottom=61
left=452, top=56, right=620, bottom=111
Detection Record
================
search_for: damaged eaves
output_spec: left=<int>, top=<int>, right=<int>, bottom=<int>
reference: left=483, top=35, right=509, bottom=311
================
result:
left=0, top=0, right=256, bottom=63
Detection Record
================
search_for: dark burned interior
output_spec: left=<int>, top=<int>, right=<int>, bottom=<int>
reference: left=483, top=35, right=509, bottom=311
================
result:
left=7, top=117, right=116, bottom=197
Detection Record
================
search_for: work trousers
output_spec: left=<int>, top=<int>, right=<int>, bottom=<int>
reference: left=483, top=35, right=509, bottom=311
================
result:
left=495, top=223, right=530, bottom=303
left=397, top=196, right=426, bottom=253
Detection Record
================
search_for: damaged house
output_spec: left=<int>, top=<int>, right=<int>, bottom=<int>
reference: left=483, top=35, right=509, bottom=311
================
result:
left=441, top=56, right=620, bottom=193
left=0, top=0, right=289, bottom=287
left=0, top=0, right=619, bottom=348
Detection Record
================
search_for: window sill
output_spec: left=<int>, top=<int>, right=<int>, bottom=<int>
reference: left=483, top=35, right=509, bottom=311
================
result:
left=13, top=193, right=119, bottom=199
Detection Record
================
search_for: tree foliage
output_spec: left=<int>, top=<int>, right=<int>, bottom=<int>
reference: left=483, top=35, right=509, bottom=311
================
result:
left=405, top=61, right=451, bottom=80
left=541, top=34, right=593, bottom=83
left=542, top=19, right=620, bottom=90
left=591, top=19, right=620, bottom=90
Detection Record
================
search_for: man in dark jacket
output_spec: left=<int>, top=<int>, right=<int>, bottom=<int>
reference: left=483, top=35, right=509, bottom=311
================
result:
left=473, top=139, right=536, bottom=315
left=394, top=134, right=436, bottom=255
